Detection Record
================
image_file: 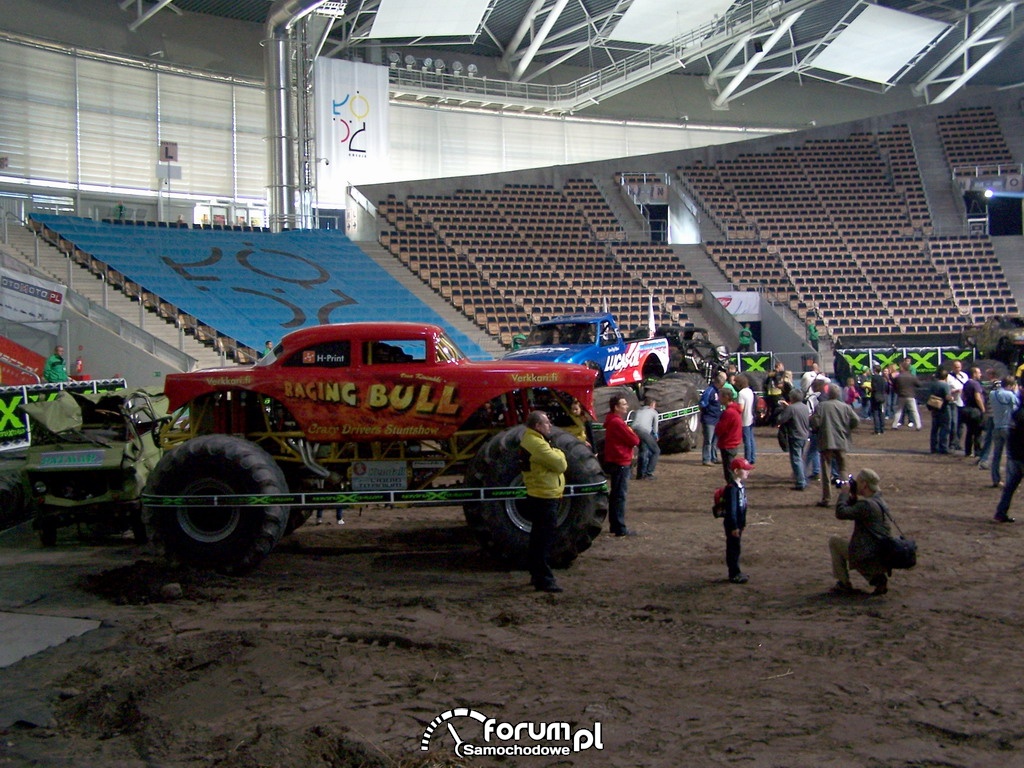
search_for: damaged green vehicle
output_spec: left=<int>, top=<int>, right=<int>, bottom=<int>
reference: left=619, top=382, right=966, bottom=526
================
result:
left=20, top=388, right=169, bottom=546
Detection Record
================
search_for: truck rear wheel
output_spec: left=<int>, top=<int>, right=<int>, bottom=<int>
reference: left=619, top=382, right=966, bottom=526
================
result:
left=644, top=374, right=700, bottom=454
left=143, top=435, right=290, bottom=574
left=464, top=426, right=607, bottom=568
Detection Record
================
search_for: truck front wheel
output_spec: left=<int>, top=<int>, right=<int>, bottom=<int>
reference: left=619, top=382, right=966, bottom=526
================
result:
left=644, top=374, right=700, bottom=454
left=143, top=435, right=290, bottom=574
left=463, top=426, right=607, bottom=568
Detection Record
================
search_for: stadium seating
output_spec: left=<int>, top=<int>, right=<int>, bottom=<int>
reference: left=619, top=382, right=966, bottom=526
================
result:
left=937, top=106, right=1015, bottom=172
left=680, top=122, right=1018, bottom=342
left=379, top=181, right=698, bottom=344
left=27, top=214, right=490, bottom=361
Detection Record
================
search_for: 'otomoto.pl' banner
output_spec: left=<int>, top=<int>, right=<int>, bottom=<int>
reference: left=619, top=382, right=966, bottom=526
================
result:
left=1, top=267, right=63, bottom=334
left=314, top=59, right=389, bottom=208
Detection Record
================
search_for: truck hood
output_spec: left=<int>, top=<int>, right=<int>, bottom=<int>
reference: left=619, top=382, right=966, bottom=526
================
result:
left=502, top=345, right=587, bottom=364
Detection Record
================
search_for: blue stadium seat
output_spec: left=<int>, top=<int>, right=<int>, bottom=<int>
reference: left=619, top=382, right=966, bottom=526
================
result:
left=30, top=217, right=488, bottom=359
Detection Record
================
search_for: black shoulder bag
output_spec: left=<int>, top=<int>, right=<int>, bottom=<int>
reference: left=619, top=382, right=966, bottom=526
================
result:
left=869, top=497, right=917, bottom=570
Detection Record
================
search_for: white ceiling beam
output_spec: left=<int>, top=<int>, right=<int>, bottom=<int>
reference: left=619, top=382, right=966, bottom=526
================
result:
left=516, top=6, right=626, bottom=80
left=931, top=19, right=1024, bottom=102
left=705, top=35, right=752, bottom=86
left=512, top=0, right=573, bottom=80
left=912, top=2, right=1019, bottom=98
left=500, top=0, right=548, bottom=73
left=713, top=10, right=804, bottom=108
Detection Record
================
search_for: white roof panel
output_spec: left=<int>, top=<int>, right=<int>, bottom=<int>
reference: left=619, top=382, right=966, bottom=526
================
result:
left=810, top=5, right=949, bottom=85
left=609, top=0, right=731, bottom=45
left=369, top=0, right=491, bottom=38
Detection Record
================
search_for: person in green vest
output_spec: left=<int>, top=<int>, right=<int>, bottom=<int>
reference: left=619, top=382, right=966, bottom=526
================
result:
left=737, top=323, right=754, bottom=353
left=807, top=318, right=819, bottom=352
left=43, top=345, right=69, bottom=382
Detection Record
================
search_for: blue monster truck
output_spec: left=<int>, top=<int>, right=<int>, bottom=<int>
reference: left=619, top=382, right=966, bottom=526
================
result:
left=502, top=313, right=670, bottom=387
left=503, top=313, right=701, bottom=452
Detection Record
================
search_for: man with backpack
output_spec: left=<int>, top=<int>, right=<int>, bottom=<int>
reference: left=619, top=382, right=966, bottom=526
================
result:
left=714, top=457, right=754, bottom=584
left=829, top=468, right=893, bottom=596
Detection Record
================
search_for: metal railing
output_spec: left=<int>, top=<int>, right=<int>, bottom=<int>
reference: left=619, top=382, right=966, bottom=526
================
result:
left=387, top=0, right=821, bottom=114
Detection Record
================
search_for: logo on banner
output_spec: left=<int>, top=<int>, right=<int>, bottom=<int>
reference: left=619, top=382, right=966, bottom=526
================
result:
left=718, top=296, right=733, bottom=309
left=420, top=708, right=603, bottom=759
left=331, top=92, right=372, bottom=156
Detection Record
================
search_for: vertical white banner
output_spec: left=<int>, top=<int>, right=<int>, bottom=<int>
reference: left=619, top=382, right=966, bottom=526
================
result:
left=314, top=59, right=390, bottom=208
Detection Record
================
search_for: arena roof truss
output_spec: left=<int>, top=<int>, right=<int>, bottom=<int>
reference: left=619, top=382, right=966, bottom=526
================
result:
left=120, top=0, right=1024, bottom=113
left=912, top=0, right=1024, bottom=103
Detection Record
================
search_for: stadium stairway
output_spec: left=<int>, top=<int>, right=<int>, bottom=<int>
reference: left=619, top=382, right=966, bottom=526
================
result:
left=668, top=243, right=738, bottom=344
left=670, top=243, right=829, bottom=369
left=591, top=176, right=650, bottom=242
left=355, top=240, right=505, bottom=358
left=912, top=121, right=967, bottom=236
left=1, top=222, right=225, bottom=370
left=990, top=235, right=1024, bottom=307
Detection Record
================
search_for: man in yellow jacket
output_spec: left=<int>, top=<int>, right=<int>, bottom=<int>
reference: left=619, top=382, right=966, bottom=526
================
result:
left=520, top=410, right=568, bottom=593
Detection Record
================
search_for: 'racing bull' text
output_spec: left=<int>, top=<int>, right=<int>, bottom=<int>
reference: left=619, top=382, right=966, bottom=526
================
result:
left=283, top=380, right=460, bottom=415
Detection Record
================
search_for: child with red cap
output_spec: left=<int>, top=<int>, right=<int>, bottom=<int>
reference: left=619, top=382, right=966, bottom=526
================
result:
left=723, top=457, right=753, bottom=583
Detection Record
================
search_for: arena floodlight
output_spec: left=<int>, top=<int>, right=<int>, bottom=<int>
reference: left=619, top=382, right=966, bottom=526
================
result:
left=467, top=63, right=478, bottom=77
left=452, top=60, right=463, bottom=74
left=388, top=51, right=401, bottom=67
left=404, top=54, right=416, bottom=69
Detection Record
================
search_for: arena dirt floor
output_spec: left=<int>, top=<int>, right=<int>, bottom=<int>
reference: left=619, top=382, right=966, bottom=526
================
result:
left=1, top=412, right=1023, bottom=768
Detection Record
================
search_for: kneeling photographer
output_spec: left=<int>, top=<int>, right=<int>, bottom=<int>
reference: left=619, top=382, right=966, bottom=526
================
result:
left=828, top=468, right=893, bottom=596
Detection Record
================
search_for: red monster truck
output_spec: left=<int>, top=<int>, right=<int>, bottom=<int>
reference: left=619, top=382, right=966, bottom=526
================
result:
left=144, top=322, right=607, bottom=573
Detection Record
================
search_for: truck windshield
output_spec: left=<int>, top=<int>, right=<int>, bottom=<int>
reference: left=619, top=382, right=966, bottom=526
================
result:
left=525, top=323, right=594, bottom=346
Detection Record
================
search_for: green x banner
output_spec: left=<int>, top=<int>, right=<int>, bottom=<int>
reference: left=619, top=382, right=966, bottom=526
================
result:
left=0, top=378, right=127, bottom=452
left=737, top=353, right=772, bottom=372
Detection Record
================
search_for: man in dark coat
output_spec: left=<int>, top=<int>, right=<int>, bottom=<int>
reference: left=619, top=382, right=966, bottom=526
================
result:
left=829, top=468, right=893, bottom=595
left=811, top=384, right=859, bottom=507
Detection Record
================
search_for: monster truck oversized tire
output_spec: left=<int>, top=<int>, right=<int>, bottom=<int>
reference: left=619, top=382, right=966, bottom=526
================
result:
left=284, top=509, right=313, bottom=535
left=463, top=426, right=607, bottom=568
left=144, top=435, right=290, bottom=574
left=592, top=386, right=641, bottom=421
left=644, top=374, right=700, bottom=454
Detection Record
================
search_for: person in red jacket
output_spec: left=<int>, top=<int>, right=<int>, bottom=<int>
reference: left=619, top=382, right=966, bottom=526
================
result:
left=603, top=394, right=640, bottom=537
left=715, top=388, right=744, bottom=484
